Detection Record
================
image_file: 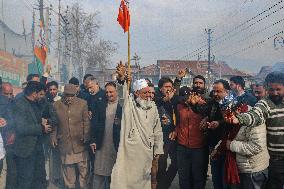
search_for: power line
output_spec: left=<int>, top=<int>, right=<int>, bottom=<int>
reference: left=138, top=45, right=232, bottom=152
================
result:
left=213, top=5, right=284, bottom=48
left=214, top=0, right=283, bottom=42
left=181, top=5, right=283, bottom=60
left=221, top=30, right=284, bottom=59
left=215, top=17, right=284, bottom=54
left=210, top=0, right=253, bottom=30
left=170, top=0, right=252, bottom=60
left=203, top=3, right=283, bottom=58
left=178, top=0, right=283, bottom=60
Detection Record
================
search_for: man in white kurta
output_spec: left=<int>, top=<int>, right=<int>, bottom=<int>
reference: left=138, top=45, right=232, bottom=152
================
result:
left=110, top=77, right=164, bottom=189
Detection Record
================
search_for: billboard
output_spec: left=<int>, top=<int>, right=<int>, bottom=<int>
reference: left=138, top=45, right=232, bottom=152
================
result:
left=0, top=50, right=28, bottom=87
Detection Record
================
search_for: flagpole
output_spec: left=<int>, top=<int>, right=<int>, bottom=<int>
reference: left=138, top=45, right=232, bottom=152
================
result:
left=127, top=29, right=131, bottom=90
left=117, top=0, right=131, bottom=89
left=127, top=1, right=131, bottom=91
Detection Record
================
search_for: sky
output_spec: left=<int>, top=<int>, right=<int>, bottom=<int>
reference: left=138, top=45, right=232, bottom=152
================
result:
left=1, top=0, right=284, bottom=73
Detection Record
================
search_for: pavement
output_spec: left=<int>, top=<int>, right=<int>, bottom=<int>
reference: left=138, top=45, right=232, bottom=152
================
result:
left=0, top=159, right=214, bottom=189
left=47, top=176, right=214, bottom=189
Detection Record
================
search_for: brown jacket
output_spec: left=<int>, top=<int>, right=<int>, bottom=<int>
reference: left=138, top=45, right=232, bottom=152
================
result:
left=176, top=103, right=206, bottom=148
left=52, top=97, right=90, bottom=155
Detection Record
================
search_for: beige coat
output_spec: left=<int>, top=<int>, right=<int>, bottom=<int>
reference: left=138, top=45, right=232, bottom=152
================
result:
left=230, top=123, right=269, bottom=173
left=52, top=97, right=90, bottom=155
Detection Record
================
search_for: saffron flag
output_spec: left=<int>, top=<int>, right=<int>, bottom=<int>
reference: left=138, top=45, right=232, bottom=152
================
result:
left=34, top=20, right=47, bottom=75
left=117, top=0, right=130, bottom=32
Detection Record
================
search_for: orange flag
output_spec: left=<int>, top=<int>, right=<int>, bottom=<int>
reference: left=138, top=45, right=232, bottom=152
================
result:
left=117, top=0, right=130, bottom=32
left=34, top=46, right=47, bottom=65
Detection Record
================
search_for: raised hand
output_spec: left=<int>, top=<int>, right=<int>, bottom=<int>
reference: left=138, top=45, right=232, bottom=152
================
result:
left=188, top=93, right=206, bottom=105
left=46, top=64, right=52, bottom=74
left=163, top=88, right=176, bottom=102
left=116, top=61, right=127, bottom=81
left=177, top=69, right=186, bottom=80
left=43, top=64, right=52, bottom=77
left=187, top=93, right=198, bottom=105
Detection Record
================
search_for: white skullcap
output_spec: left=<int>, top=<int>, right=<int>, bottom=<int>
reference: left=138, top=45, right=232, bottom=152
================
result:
left=133, top=79, right=148, bottom=92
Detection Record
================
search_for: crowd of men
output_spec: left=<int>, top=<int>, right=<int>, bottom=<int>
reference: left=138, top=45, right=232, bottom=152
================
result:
left=0, top=63, right=283, bottom=189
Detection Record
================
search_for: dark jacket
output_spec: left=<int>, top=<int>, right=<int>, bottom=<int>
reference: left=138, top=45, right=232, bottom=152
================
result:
left=88, top=89, right=106, bottom=111
left=80, top=84, right=88, bottom=94
left=39, top=97, right=58, bottom=127
left=154, top=78, right=185, bottom=144
left=77, top=90, right=90, bottom=102
left=155, top=92, right=181, bottom=143
left=90, top=98, right=122, bottom=152
left=78, top=84, right=91, bottom=102
left=38, top=97, right=58, bottom=146
left=234, top=92, right=257, bottom=108
left=207, top=100, right=227, bottom=148
left=12, top=96, right=44, bottom=158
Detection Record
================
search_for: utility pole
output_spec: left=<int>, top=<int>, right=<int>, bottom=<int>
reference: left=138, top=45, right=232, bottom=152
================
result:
left=39, top=0, right=44, bottom=25
left=45, top=6, right=50, bottom=68
left=205, top=28, right=213, bottom=84
left=75, top=7, right=81, bottom=79
left=2, top=0, right=6, bottom=52
left=206, top=29, right=213, bottom=73
left=62, top=6, right=69, bottom=83
left=58, top=0, right=61, bottom=82
left=3, top=33, right=6, bottom=51
left=32, top=10, right=35, bottom=63
left=46, top=5, right=53, bottom=54
left=22, top=19, right=27, bottom=43
left=1, top=0, right=4, bottom=21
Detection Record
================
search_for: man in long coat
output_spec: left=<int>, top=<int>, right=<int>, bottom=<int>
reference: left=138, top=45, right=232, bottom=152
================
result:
left=52, top=84, right=90, bottom=189
left=110, top=63, right=164, bottom=189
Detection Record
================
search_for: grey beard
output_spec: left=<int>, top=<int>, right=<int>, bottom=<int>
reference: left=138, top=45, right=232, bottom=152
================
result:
left=136, top=97, right=153, bottom=110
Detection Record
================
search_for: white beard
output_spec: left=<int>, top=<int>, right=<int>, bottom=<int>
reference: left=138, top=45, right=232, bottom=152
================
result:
left=136, top=97, right=153, bottom=110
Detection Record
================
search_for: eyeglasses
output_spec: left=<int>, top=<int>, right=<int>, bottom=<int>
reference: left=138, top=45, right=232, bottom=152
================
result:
left=141, top=91, right=151, bottom=95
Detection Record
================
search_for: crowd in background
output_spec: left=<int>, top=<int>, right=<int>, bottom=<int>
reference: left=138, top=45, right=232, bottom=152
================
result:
left=0, top=64, right=283, bottom=189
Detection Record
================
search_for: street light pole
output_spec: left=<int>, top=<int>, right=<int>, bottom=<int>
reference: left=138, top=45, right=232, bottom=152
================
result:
left=205, top=28, right=213, bottom=85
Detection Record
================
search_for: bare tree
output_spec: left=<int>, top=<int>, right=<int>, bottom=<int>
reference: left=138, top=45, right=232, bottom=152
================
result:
left=66, top=3, right=117, bottom=80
